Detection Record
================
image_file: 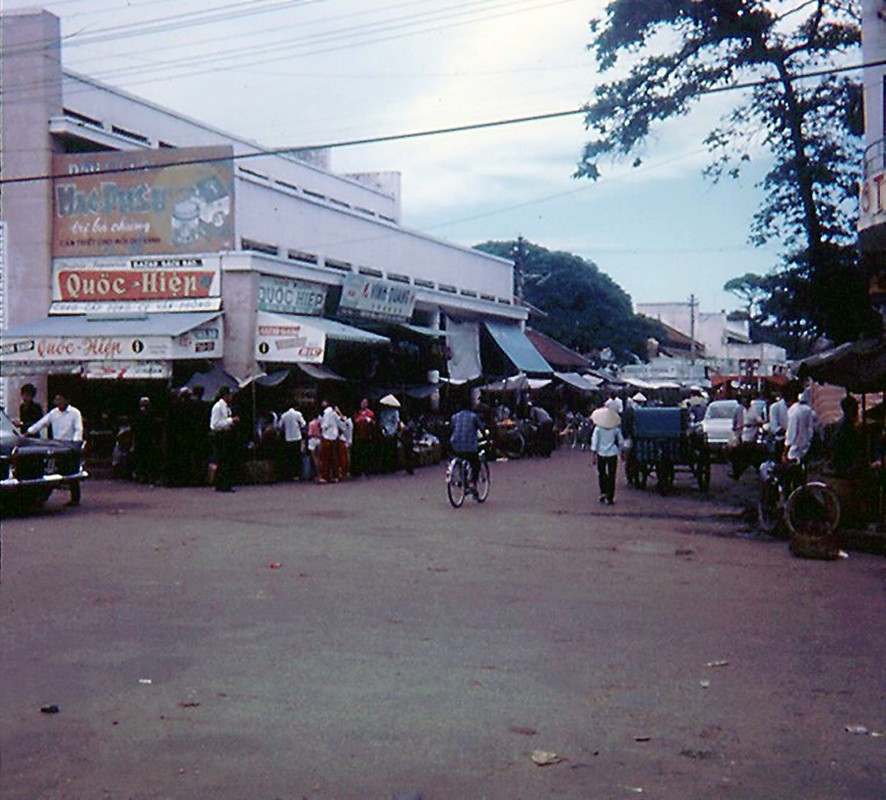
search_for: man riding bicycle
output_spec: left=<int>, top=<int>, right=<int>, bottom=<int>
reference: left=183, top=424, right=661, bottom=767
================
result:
left=450, top=399, right=483, bottom=492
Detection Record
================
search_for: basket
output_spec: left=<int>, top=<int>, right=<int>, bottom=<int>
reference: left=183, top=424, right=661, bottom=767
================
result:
left=789, top=520, right=840, bottom=560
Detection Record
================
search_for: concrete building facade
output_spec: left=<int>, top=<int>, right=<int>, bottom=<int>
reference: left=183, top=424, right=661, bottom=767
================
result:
left=1, top=9, right=546, bottom=418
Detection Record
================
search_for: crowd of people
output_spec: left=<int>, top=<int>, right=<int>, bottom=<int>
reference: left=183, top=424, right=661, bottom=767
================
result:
left=11, top=379, right=883, bottom=527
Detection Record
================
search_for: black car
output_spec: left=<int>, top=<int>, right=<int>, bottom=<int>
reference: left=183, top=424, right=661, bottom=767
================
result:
left=0, top=408, right=88, bottom=511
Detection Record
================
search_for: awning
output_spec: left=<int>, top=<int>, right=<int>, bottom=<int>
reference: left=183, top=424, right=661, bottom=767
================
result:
left=398, top=323, right=448, bottom=338
left=445, top=317, right=482, bottom=383
left=255, top=311, right=388, bottom=365
left=1, top=311, right=224, bottom=365
left=795, top=337, right=886, bottom=393
left=484, top=320, right=552, bottom=375
left=555, top=371, right=602, bottom=391
left=293, top=363, right=346, bottom=382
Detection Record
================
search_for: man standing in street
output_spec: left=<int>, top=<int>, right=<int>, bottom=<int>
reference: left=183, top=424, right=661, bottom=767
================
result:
left=209, top=386, right=240, bottom=492
left=318, top=399, right=340, bottom=483
left=17, top=383, right=44, bottom=435
left=785, top=388, right=815, bottom=464
left=278, top=400, right=306, bottom=481
left=28, top=393, right=84, bottom=506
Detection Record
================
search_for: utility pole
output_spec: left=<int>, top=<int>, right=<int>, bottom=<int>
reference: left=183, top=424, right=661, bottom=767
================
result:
left=513, top=236, right=526, bottom=302
left=689, top=293, right=697, bottom=365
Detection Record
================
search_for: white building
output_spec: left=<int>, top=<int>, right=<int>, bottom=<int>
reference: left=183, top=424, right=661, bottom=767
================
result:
left=0, top=9, right=550, bottom=418
left=637, top=301, right=787, bottom=377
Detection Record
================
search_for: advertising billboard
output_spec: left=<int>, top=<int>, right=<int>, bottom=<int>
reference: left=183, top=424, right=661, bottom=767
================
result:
left=52, top=146, right=235, bottom=257
left=255, top=311, right=325, bottom=363
left=338, top=274, right=416, bottom=322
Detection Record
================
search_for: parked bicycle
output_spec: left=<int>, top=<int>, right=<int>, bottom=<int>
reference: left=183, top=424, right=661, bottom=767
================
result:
left=446, top=437, right=490, bottom=508
left=757, top=455, right=841, bottom=540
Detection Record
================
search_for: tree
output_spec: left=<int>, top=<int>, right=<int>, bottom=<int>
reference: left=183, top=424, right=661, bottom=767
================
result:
left=577, top=0, right=876, bottom=354
left=474, top=239, right=662, bottom=361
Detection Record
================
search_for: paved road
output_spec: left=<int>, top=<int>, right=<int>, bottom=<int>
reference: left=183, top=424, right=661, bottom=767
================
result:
left=1, top=452, right=884, bottom=799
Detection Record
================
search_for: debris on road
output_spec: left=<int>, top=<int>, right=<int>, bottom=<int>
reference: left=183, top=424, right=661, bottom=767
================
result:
left=138, top=678, right=153, bottom=685
left=268, top=562, right=282, bottom=569
left=633, top=735, right=651, bottom=742
left=705, top=660, right=730, bottom=668
left=700, top=679, right=711, bottom=689
left=510, top=726, right=537, bottom=736
left=844, top=724, right=869, bottom=735
left=40, top=704, right=60, bottom=714
left=531, top=749, right=564, bottom=766
left=675, top=547, right=695, bottom=557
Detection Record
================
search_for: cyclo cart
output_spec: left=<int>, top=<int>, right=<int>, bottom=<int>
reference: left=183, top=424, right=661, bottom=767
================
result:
left=626, top=406, right=711, bottom=494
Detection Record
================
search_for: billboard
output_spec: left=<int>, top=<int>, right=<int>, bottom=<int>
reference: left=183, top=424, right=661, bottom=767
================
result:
left=52, top=146, right=235, bottom=257
left=255, top=311, right=325, bottom=363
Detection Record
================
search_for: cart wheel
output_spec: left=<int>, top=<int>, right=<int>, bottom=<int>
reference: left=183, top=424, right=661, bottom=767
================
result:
left=658, top=460, right=674, bottom=494
left=696, top=454, right=711, bottom=493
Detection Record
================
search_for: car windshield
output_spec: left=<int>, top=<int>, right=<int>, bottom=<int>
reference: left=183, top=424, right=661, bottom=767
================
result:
left=1, top=408, right=20, bottom=437
left=706, top=403, right=737, bottom=420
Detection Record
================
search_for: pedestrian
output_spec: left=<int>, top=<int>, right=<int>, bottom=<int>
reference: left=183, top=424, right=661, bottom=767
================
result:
left=318, top=399, right=340, bottom=483
left=16, top=383, right=44, bottom=435
left=351, top=398, right=376, bottom=477
left=28, top=393, right=84, bottom=506
left=378, top=394, right=401, bottom=473
left=604, top=391, right=624, bottom=415
left=785, top=387, right=815, bottom=464
left=209, top=386, right=240, bottom=492
left=131, top=397, right=159, bottom=484
left=528, top=401, right=554, bottom=457
left=590, top=405, right=624, bottom=506
left=278, top=400, right=306, bottom=481
left=306, top=410, right=322, bottom=480
left=768, top=392, right=789, bottom=438
left=337, top=407, right=353, bottom=480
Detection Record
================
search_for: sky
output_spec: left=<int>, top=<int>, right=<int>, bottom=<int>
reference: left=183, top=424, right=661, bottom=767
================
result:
left=6, top=0, right=788, bottom=313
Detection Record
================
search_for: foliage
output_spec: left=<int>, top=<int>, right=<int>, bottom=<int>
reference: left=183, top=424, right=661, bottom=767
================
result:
left=578, top=0, right=871, bottom=353
left=474, top=239, right=662, bottom=362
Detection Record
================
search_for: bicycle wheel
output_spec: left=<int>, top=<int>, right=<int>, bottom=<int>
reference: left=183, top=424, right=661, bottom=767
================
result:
left=475, top=460, right=490, bottom=503
left=446, top=458, right=467, bottom=508
left=757, top=479, right=784, bottom=534
left=498, top=429, right=525, bottom=460
left=785, top=481, right=840, bottom=537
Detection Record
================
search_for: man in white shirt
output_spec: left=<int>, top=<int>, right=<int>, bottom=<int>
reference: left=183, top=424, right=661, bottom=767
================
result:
left=768, top=393, right=789, bottom=438
left=785, top=389, right=815, bottom=463
left=318, top=400, right=340, bottom=483
left=209, top=386, right=239, bottom=492
left=28, top=393, right=84, bottom=505
left=278, top=402, right=306, bottom=481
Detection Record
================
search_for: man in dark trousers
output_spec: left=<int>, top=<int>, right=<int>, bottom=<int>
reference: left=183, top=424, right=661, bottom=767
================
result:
left=209, top=386, right=240, bottom=492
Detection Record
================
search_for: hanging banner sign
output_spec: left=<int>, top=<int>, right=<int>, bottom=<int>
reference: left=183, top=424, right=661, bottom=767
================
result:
left=255, top=311, right=325, bottom=363
left=0, top=318, right=223, bottom=364
left=338, top=274, right=416, bottom=322
left=257, top=275, right=327, bottom=316
left=84, top=361, right=172, bottom=380
left=51, top=145, right=235, bottom=258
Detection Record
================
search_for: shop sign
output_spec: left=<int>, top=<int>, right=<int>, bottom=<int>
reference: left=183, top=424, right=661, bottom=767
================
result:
left=51, top=146, right=235, bottom=258
left=50, top=256, right=221, bottom=314
left=255, top=311, right=325, bottom=363
left=84, top=361, right=171, bottom=380
left=338, top=274, right=416, bottom=322
left=0, top=319, right=222, bottom=364
left=859, top=168, right=886, bottom=231
left=258, top=275, right=327, bottom=315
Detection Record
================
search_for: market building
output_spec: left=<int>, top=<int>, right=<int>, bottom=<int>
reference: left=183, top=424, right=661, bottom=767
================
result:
left=0, top=8, right=551, bottom=427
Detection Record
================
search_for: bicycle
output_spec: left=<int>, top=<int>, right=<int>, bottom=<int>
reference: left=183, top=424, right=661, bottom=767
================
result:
left=446, top=445, right=490, bottom=508
left=757, top=458, right=841, bottom=540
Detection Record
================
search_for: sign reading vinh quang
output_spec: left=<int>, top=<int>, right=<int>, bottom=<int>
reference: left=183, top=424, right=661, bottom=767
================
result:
left=338, top=274, right=416, bottom=322
left=52, top=146, right=235, bottom=257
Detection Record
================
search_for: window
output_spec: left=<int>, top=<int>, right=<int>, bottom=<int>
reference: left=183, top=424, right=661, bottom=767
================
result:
left=241, top=238, right=278, bottom=255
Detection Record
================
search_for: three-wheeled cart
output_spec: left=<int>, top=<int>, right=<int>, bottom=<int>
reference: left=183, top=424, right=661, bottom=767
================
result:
left=625, top=407, right=711, bottom=493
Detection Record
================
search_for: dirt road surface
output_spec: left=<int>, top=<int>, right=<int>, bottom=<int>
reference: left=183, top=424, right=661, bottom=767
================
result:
left=1, top=452, right=883, bottom=799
